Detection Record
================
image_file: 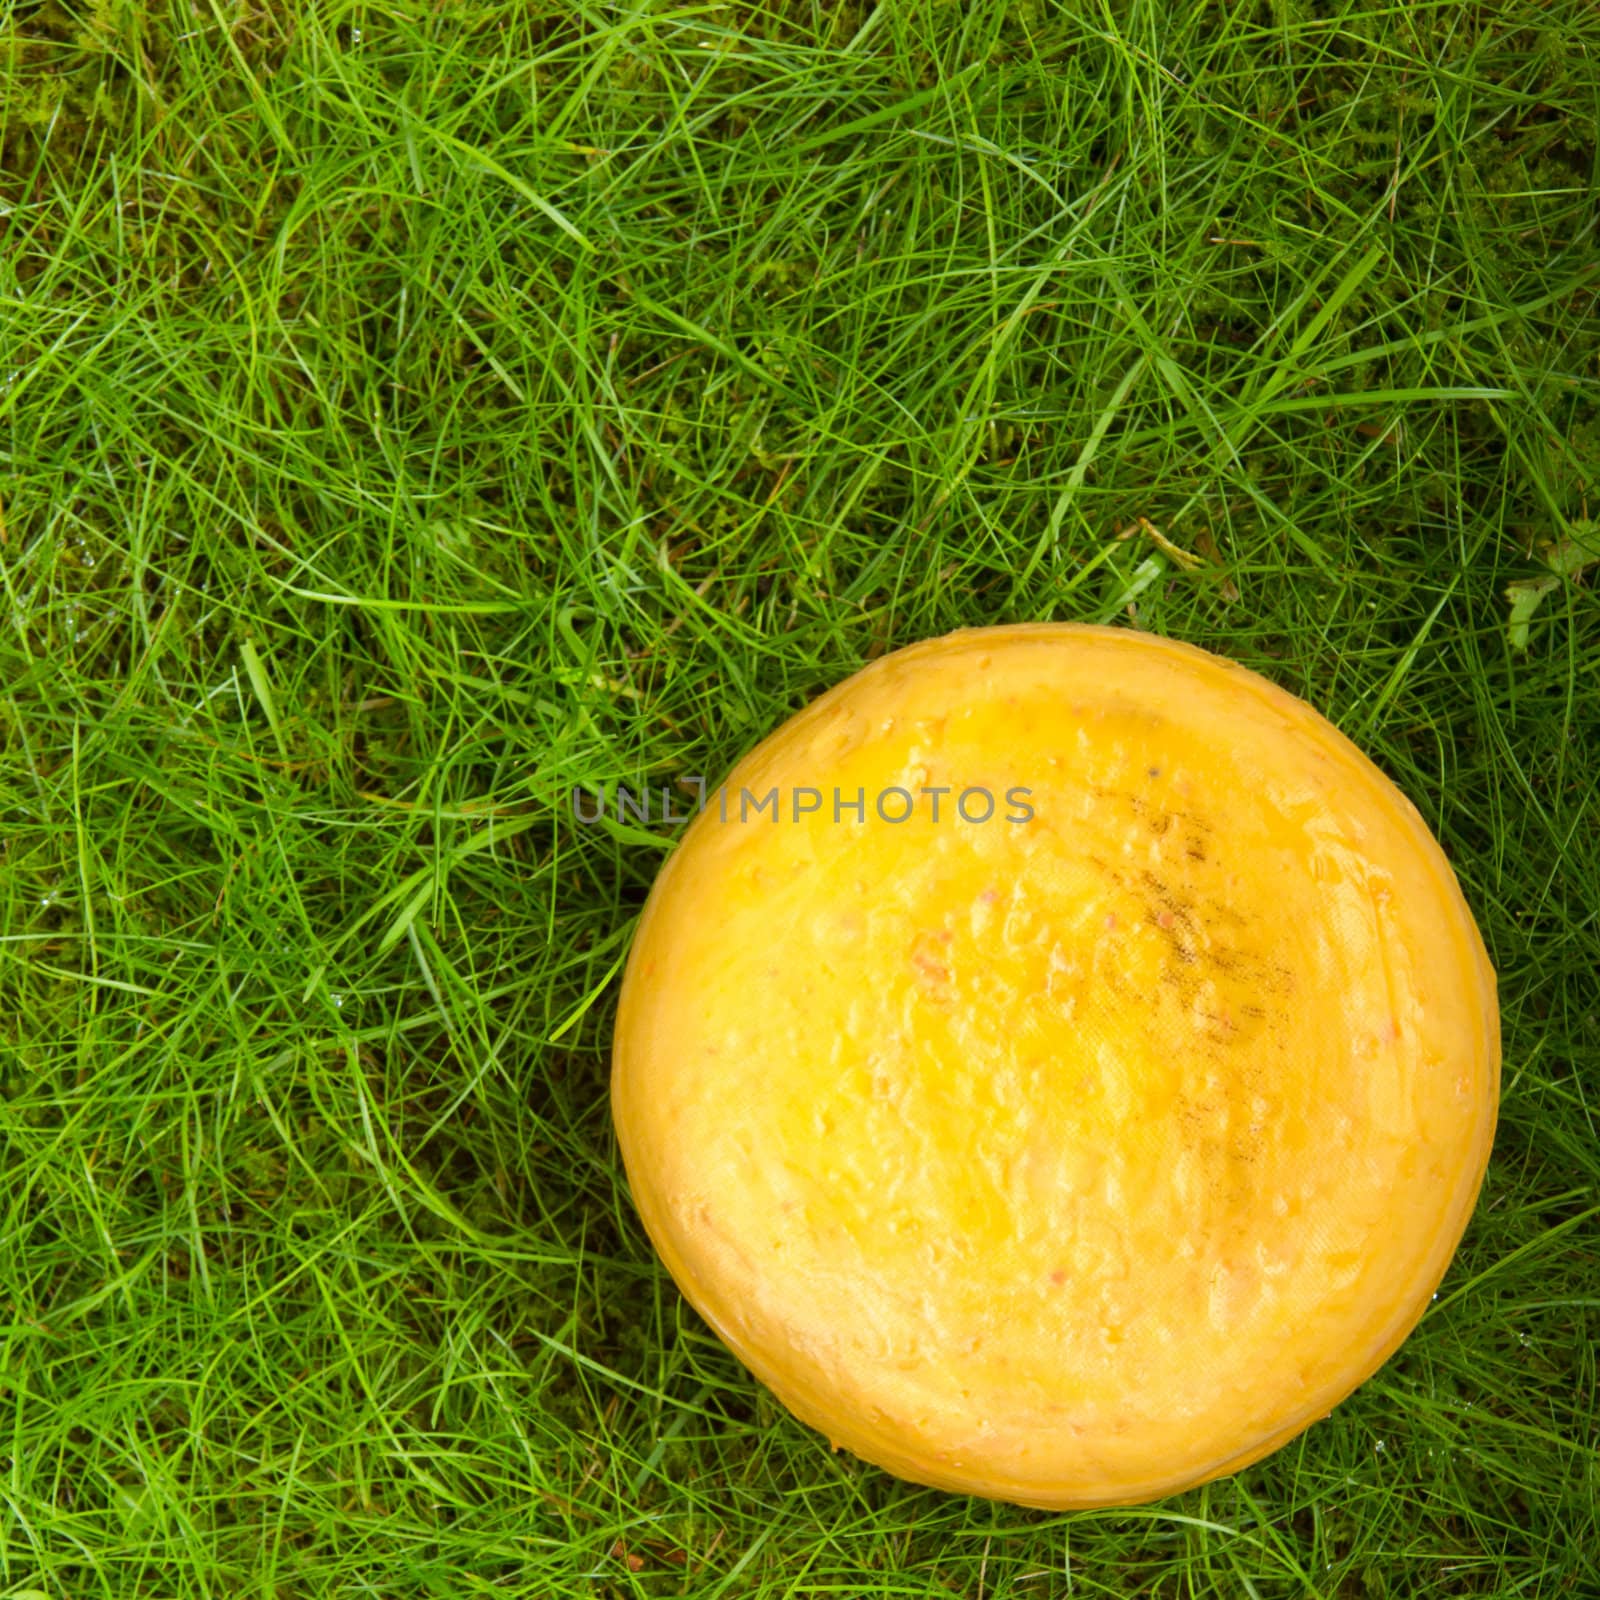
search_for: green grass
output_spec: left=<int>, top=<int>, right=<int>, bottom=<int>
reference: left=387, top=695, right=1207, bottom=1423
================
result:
left=2, top=0, right=1598, bottom=1593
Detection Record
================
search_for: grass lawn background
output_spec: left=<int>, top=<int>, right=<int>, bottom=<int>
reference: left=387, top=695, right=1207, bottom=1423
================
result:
left=2, top=0, right=1598, bottom=1594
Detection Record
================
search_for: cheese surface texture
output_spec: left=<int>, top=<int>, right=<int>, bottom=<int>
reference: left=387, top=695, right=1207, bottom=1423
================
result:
left=610, top=624, right=1500, bottom=1507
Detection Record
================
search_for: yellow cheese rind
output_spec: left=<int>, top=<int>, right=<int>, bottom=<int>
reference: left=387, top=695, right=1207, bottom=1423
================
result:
left=611, top=624, right=1500, bottom=1508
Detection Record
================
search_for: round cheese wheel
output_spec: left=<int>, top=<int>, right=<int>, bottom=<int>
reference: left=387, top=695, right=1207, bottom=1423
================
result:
left=611, top=624, right=1499, bottom=1508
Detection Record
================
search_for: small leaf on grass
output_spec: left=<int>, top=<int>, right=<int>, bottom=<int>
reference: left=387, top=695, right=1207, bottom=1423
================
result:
left=1506, top=575, right=1561, bottom=652
left=1504, top=519, right=1599, bottom=650
left=1544, top=519, right=1600, bottom=577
